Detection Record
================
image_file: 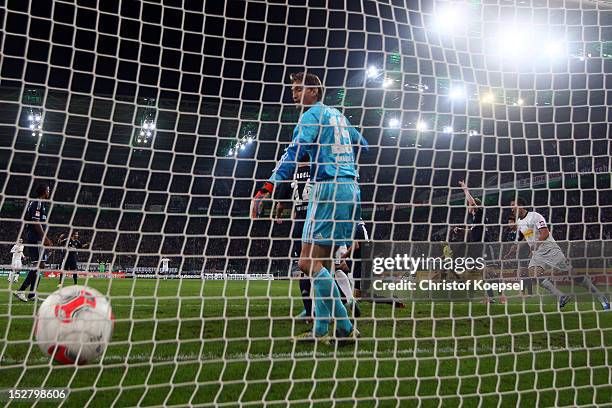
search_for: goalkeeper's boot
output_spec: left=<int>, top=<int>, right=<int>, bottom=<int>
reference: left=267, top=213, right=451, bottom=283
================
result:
left=559, top=295, right=572, bottom=308
left=601, top=299, right=610, bottom=311
left=336, top=327, right=360, bottom=345
left=295, top=330, right=330, bottom=345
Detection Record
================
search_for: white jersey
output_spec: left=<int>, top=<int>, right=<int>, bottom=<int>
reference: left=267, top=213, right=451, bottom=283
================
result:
left=516, top=211, right=569, bottom=271
left=334, top=245, right=348, bottom=265
left=11, top=244, right=24, bottom=266
left=515, top=211, right=558, bottom=249
left=161, top=258, right=170, bottom=271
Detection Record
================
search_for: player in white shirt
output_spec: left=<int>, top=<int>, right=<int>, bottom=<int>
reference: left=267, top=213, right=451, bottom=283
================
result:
left=160, top=257, right=170, bottom=278
left=507, top=198, right=609, bottom=310
left=333, top=244, right=361, bottom=317
left=9, top=238, right=25, bottom=282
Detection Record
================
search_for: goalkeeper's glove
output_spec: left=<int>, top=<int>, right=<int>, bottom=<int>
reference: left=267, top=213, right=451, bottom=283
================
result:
left=251, top=182, right=274, bottom=219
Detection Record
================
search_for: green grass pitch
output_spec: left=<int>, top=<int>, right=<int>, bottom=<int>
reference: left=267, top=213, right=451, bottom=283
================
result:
left=0, top=278, right=610, bottom=407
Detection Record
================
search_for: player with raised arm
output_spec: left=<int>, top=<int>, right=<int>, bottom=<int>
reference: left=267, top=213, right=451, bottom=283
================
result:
left=57, top=231, right=89, bottom=287
left=507, top=197, right=609, bottom=310
left=9, top=238, right=25, bottom=282
left=252, top=71, right=367, bottom=342
left=13, top=184, right=53, bottom=302
left=457, top=180, right=504, bottom=303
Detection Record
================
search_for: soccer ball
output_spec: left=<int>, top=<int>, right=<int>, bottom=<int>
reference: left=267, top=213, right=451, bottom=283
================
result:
left=35, top=285, right=113, bottom=364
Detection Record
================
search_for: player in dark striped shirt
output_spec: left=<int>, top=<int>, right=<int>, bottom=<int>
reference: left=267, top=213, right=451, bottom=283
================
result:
left=57, top=230, right=89, bottom=287
left=13, top=184, right=52, bottom=302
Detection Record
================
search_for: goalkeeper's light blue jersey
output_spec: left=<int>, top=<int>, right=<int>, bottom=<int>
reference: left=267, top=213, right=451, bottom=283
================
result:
left=268, top=102, right=367, bottom=183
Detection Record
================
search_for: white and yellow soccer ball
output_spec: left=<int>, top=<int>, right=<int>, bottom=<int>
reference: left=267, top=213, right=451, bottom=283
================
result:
left=35, top=285, right=113, bottom=364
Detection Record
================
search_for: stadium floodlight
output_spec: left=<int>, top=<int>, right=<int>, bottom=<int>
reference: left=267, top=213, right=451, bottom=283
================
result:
left=443, top=126, right=453, bottom=134
left=26, top=109, right=43, bottom=137
left=497, top=27, right=529, bottom=57
left=469, top=130, right=479, bottom=136
left=240, top=144, right=246, bottom=150
left=383, top=78, right=393, bottom=88
left=367, top=66, right=379, bottom=78
left=449, top=87, right=465, bottom=100
left=433, top=4, right=467, bottom=35
left=481, top=93, right=495, bottom=103
left=388, top=118, right=400, bottom=128
left=544, top=41, right=565, bottom=58
left=515, top=98, right=524, bottom=106
left=416, top=121, right=428, bottom=131
left=228, top=149, right=234, bottom=156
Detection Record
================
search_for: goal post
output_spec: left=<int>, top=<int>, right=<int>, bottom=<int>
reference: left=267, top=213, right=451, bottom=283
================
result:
left=0, top=0, right=610, bottom=406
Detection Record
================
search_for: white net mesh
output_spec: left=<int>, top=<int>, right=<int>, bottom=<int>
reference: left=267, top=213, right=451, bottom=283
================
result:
left=0, top=0, right=610, bottom=406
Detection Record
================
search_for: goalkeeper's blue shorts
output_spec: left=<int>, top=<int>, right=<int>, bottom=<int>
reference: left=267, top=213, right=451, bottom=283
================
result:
left=302, top=178, right=361, bottom=247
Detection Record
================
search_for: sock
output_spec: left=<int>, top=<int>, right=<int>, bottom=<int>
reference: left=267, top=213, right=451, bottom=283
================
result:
left=73, top=273, right=78, bottom=285
left=18, top=270, right=36, bottom=292
left=329, top=279, right=353, bottom=336
left=28, top=272, right=41, bottom=298
left=312, top=267, right=352, bottom=336
left=58, top=272, right=64, bottom=285
left=299, top=276, right=313, bottom=317
left=577, top=276, right=608, bottom=304
left=538, top=278, right=565, bottom=297
left=311, top=268, right=332, bottom=337
left=522, top=278, right=533, bottom=295
left=334, top=270, right=354, bottom=303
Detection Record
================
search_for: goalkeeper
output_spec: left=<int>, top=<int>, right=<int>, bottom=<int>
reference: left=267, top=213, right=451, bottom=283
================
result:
left=252, top=71, right=367, bottom=342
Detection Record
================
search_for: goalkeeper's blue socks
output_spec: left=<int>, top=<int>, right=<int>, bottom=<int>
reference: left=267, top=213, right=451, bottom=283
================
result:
left=312, top=268, right=331, bottom=336
left=312, top=267, right=352, bottom=337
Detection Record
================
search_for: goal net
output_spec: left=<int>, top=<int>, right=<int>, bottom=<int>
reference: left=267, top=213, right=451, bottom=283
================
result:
left=0, top=0, right=610, bottom=406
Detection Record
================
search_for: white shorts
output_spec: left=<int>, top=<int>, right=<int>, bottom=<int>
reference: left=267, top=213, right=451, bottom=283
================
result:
left=12, top=262, right=22, bottom=269
left=529, top=244, right=570, bottom=272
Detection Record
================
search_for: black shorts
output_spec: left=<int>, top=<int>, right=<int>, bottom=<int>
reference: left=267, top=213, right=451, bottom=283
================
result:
left=64, top=260, right=78, bottom=271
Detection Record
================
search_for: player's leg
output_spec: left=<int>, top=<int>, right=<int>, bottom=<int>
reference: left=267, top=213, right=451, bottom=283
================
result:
left=14, top=246, right=39, bottom=301
left=12, top=266, right=19, bottom=282
left=298, top=242, right=333, bottom=338
left=27, top=247, right=46, bottom=300
left=334, top=271, right=352, bottom=300
left=297, top=181, right=354, bottom=338
left=329, top=179, right=361, bottom=334
left=292, top=234, right=313, bottom=319
left=532, top=265, right=570, bottom=306
left=572, top=272, right=609, bottom=310
left=334, top=269, right=361, bottom=317
left=519, top=264, right=533, bottom=296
